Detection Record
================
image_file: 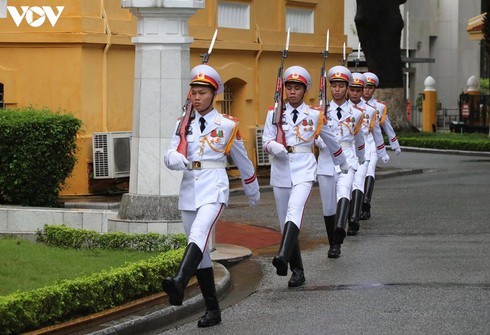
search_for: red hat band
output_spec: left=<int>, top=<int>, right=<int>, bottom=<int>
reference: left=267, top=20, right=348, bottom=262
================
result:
left=286, top=73, right=308, bottom=86
left=351, top=78, right=365, bottom=87
left=191, top=73, right=219, bottom=90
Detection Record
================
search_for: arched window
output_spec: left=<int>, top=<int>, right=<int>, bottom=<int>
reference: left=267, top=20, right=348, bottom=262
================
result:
left=221, top=85, right=233, bottom=116
left=0, top=83, right=4, bottom=109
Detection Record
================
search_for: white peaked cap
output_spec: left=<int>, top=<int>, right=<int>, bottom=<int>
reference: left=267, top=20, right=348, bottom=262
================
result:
left=350, top=72, right=367, bottom=88
left=364, top=72, right=379, bottom=87
left=283, top=65, right=312, bottom=91
left=190, top=64, right=224, bottom=94
left=327, top=65, right=352, bottom=84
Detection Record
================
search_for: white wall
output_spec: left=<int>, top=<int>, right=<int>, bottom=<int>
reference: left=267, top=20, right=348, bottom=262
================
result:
left=345, top=0, right=481, bottom=125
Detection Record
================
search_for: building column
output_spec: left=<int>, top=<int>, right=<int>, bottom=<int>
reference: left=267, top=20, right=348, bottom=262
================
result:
left=111, top=0, right=204, bottom=234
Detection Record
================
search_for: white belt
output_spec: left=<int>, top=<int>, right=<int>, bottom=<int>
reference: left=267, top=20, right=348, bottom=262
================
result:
left=187, top=160, right=226, bottom=170
left=286, top=146, right=313, bottom=153
left=340, top=141, right=353, bottom=149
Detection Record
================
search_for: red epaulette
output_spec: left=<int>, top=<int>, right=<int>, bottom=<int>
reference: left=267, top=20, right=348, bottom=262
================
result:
left=376, top=99, right=387, bottom=106
left=267, top=106, right=274, bottom=111
left=223, top=114, right=239, bottom=123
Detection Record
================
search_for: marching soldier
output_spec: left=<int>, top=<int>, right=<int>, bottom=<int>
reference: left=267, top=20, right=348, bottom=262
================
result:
left=163, top=64, right=260, bottom=327
left=317, top=65, right=365, bottom=259
left=360, top=72, right=401, bottom=220
left=263, top=65, right=347, bottom=287
left=346, top=72, right=389, bottom=236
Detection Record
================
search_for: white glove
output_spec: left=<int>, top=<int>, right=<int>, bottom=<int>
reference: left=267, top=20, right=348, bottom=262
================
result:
left=165, top=150, right=189, bottom=170
left=358, top=156, right=366, bottom=166
left=315, top=137, right=327, bottom=150
left=267, top=141, right=288, bottom=159
left=339, top=161, right=350, bottom=174
left=248, top=191, right=260, bottom=206
left=394, top=148, right=401, bottom=156
left=381, top=154, right=390, bottom=164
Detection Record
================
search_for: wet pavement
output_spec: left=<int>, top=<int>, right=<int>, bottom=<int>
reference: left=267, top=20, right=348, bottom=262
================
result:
left=153, top=148, right=490, bottom=335
left=65, top=148, right=490, bottom=334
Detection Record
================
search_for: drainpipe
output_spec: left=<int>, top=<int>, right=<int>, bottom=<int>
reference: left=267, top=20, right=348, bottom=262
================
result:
left=101, top=0, right=112, bottom=132
left=254, top=24, right=263, bottom=126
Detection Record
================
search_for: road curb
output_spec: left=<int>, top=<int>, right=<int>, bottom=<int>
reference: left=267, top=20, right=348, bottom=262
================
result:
left=400, top=146, right=490, bottom=157
left=89, top=263, right=231, bottom=335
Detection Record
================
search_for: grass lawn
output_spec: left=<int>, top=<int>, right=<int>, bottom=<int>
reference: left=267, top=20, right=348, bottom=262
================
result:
left=0, top=237, right=161, bottom=296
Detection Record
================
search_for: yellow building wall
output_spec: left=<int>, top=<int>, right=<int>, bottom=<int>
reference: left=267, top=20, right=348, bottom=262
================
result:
left=189, top=0, right=347, bottom=168
left=0, top=0, right=136, bottom=195
left=0, top=0, right=347, bottom=196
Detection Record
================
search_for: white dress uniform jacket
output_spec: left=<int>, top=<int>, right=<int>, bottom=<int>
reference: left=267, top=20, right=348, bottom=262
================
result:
left=354, top=99, right=388, bottom=160
left=165, top=109, right=259, bottom=210
left=327, top=100, right=365, bottom=172
left=263, top=102, right=325, bottom=188
left=369, top=98, right=400, bottom=151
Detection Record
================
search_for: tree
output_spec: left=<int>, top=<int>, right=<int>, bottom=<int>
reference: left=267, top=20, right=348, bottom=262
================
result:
left=355, top=0, right=413, bottom=131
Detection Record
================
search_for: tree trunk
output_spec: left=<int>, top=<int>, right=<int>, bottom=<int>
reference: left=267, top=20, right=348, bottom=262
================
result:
left=355, top=0, right=413, bottom=131
left=374, top=87, right=416, bottom=131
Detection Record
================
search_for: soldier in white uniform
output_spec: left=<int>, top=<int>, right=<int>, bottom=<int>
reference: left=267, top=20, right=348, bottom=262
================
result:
left=346, top=72, right=389, bottom=236
left=163, top=64, right=260, bottom=328
left=360, top=72, right=401, bottom=220
left=317, top=65, right=365, bottom=259
left=263, top=66, right=347, bottom=287
left=315, top=66, right=353, bottom=258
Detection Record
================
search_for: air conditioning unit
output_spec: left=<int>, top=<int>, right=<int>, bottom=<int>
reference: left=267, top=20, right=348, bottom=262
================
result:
left=92, top=131, right=132, bottom=179
left=255, top=127, right=270, bottom=166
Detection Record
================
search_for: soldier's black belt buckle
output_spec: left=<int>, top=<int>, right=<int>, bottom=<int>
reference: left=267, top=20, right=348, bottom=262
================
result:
left=191, top=161, right=202, bottom=170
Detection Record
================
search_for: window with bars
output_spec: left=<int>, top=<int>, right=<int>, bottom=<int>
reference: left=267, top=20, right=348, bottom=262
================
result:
left=218, top=1, right=250, bottom=29
left=0, top=83, right=4, bottom=109
left=221, top=85, right=233, bottom=116
left=286, top=7, right=314, bottom=33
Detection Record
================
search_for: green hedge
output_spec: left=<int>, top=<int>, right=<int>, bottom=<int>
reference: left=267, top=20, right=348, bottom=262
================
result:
left=0, top=248, right=184, bottom=334
left=393, top=132, right=490, bottom=152
left=0, top=225, right=187, bottom=333
left=37, top=224, right=187, bottom=253
left=0, top=107, right=82, bottom=207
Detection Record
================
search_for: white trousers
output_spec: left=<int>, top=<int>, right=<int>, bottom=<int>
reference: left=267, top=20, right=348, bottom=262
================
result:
left=318, top=175, right=337, bottom=216
left=366, top=154, right=378, bottom=178
left=336, top=168, right=355, bottom=200
left=352, top=161, right=369, bottom=192
left=273, top=181, right=313, bottom=232
left=182, top=202, right=224, bottom=269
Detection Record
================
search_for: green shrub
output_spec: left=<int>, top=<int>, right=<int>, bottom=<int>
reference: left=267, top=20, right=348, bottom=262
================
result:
left=37, top=224, right=187, bottom=253
left=0, top=107, right=82, bottom=207
left=393, top=132, right=490, bottom=152
left=0, top=249, right=184, bottom=334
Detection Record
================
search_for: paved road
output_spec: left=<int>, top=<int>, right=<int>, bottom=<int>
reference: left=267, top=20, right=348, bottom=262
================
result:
left=158, top=150, right=490, bottom=335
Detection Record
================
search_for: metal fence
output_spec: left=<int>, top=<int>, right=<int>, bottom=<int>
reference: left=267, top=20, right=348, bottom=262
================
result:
left=437, top=108, right=460, bottom=130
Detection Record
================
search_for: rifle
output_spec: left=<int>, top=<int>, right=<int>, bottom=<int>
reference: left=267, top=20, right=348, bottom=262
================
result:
left=271, top=28, right=290, bottom=147
left=318, top=30, right=329, bottom=116
left=355, top=42, right=360, bottom=71
left=176, top=29, right=218, bottom=156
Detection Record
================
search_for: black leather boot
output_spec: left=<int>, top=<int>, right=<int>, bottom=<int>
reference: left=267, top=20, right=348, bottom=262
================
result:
left=324, top=215, right=337, bottom=258
left=347, top=189, right=363, bottom=236
left=272, top=221, right=300, bottom=276
left=196, top=267, right=222, bottom=328
left=162, top=242, right=203, bottom=306
left=360, top=176, right=375, bottom=220
left=330, top=198, right=350, bottom=258
left=288, top=241, right=305, bottom=287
